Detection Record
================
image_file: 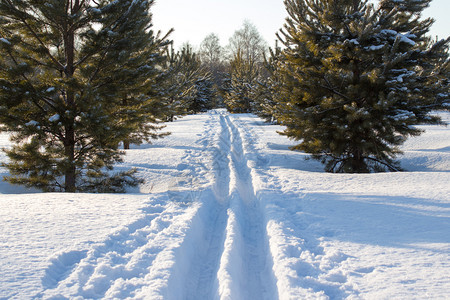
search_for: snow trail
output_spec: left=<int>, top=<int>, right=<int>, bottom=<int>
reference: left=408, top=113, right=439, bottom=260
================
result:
left=173, top=111, right=278, bottom=299
left=3, top=110, right=449, bottom=299
left=215, top=114, right=278, bottom=300
left=36, top=110, right=280, bottom=299
left=181, top=191, right=228, bottom=300
left=174, top=111, right=230, bottom=300
left=233, top=114, right=359, bottom=299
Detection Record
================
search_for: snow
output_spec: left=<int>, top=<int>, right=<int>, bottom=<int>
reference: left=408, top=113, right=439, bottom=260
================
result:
left=380, top=29, right=397, bottom=36
left=89, top=7, right=101, bottom=14
left=1, top=110, right=449, bottom=299
left=393, top=109, right=415, bottom=120
left=48, top=114, right=60, bottom=122
left=0, top=38, right=11, bottom=45
left=24, top=120, right=39, bottom=126
left=397, top=34, right=416, bottom=46
left=367, top=44, right=384, bottom=51
left=379, top=30, right=416, bottom=46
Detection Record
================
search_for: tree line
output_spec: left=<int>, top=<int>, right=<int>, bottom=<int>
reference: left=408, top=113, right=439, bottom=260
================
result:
left=205, top=0, right=449, bottom=173
left=0, top=0, right=448, bottom=192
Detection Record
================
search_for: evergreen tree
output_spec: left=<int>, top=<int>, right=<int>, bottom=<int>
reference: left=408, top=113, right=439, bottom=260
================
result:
left=275, top=0, right=449, bottom=173
left=189, top=75, right=215, bottom=113
left=224, top=21, right=267, bottom=113
left=224, top=49, right=259, bottom=113
left=252, top=43, right=282, bottom=122
left=378, top=0, right=450, bottom=111
left=116, top=29, right=172, bottom=150
left=0, top=0, right=170, bottom=192
left=159, top=44, right=210, bottom=120
left=199, top=33, right=226, bottom=108
left=158, top=46, right=186, bottom=122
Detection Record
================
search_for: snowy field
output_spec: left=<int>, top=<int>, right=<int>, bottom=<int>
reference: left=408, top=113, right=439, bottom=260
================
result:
left=1, top=109, right=449, bottom=299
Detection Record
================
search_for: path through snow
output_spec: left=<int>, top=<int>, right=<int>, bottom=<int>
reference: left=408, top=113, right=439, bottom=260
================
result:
left=2, top=109, right=449, bottom=299
left=39, top=110, right=279, bottom=299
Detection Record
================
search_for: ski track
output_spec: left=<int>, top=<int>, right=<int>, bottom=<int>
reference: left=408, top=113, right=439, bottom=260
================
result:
left=217, top=114, right=277, bottom=300
left=233, top=115, right=359, bottom=299
left=182, top=112, right=231, bottom=300
left=173, top=110, right=278, bottom=299
left=38, top=109, right=356, bottom=299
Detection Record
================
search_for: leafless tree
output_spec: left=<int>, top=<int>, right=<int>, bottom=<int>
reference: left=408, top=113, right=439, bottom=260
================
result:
left=227, top=20, right=267, bottom=64
left=199, top=33, right=224, bottom=66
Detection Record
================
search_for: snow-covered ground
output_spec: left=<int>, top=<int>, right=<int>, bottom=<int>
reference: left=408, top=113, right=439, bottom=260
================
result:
left=1, top=109, right=449, bottom=299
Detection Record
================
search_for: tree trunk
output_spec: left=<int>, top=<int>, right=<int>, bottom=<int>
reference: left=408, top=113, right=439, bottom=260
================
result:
left=64, top=126, right=77, bottom=192
left=350, top=148, right=368, bottom=173
left=63, top=1, right=77, bottom=192
left=122, top=97, right=130, bottom=149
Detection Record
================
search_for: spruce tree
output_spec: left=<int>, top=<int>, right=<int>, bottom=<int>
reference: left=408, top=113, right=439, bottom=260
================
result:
left=0, top=0, right=170, bottom=192
left=275, top=0, right=449, bottom=173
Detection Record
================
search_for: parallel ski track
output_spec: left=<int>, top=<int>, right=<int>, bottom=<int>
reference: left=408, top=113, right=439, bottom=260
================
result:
left=39, top=110, right=278, bottom=299
left=173, top=110, right=278, bottom=299
left=180, top=111, right=230, bottom=300
left=220, top=114, right=277, bottom=300
left=232, top=114, right=359, bottom=299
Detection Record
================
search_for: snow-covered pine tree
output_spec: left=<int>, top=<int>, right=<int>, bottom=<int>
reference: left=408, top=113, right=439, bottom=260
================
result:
left=435, top=58, right=450, bottom=109
left=224, top=49, right=259, bottom=113
left=114, top=28, right=172, bottom=150
left=180, top=45, right=215, bottom=114
left=199, top=33, right=225, bottom=109
left=224, top=21, right=267, bottom=113
left=252, top=43, right=282, bottom=122
left=275, top=0, right=449, bottom=173
left=190, top=75, right=215, bottom=113
left=378, top=0, right=450, bottom=111
left=159, top=44, right=207, bottom=121
left=0, top=0, right=170, bottom=192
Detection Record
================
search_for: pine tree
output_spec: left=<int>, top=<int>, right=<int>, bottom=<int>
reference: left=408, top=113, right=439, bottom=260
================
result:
left=252, top=44, right=282, bottom=122
left=378, top=0, right=450, bottom=111
left=224, top=49, right=260, bottom=113
left=159, top=44, right=208, bottom=120
left=190, top=75, right=215, bottom=113
left=224, top=21, right=267, bottom=113
left=115, top=30, right=171, bottom=150
left=199, top=33, right=226, bottom=108
left=0, top=0, right=170, bottom=192
left=275, top=0, right=449, bottom=173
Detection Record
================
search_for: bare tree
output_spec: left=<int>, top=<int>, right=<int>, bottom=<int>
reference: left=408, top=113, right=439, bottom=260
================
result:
left=223, top=21, right=268, bottom=113
left=199, top=33, right=227, bottom=107
left=199, top=33, right=224, bottom=66
left=227, top=20, right=267, bottom=63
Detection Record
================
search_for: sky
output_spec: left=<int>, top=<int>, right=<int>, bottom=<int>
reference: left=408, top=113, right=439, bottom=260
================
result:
left=152, top=0, right=450, bottom=49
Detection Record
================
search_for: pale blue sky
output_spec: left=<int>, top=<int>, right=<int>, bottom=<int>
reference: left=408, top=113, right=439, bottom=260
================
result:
left=152, top=0, right=450, bottom=48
